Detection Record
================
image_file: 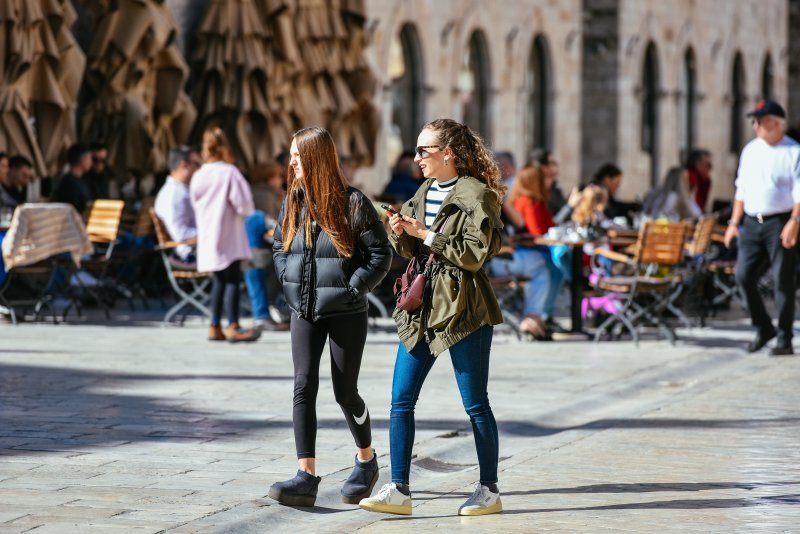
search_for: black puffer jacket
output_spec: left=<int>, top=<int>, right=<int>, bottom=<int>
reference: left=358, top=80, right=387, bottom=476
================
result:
left=273, top=187, right=392, bottom=321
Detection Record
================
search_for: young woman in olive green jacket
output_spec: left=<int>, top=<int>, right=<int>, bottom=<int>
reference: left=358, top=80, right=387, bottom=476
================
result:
left=360, top=118, right=506, bottom=517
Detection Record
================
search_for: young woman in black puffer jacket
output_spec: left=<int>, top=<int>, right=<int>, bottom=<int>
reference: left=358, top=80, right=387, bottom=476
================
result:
left=268, top=127, right=392, bottom=507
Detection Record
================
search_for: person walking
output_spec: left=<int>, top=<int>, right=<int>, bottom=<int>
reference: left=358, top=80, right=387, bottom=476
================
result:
left=724, top=99, right=800, bottom=356
left=359, top=118, right=505, bottom=516
left=190, top=128, right=261, bottom=343
left=268, top=127, right=392, bottom=507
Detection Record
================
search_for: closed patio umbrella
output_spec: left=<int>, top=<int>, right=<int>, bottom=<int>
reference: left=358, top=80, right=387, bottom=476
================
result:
left=32, top=0, right=86, bottom=175
left=258, top=0, right=379, bottom=164
left=0, top=0, right=83, bottom=176
left=189, top=0, right=282, bottom=171
left=80, top=0, right=197, bottom=186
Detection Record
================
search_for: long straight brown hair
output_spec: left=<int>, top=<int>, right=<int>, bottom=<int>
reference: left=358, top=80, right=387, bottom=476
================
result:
left=282, top=127, right=353, bottom=258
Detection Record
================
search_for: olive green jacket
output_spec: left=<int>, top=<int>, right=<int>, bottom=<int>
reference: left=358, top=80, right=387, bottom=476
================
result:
left=391, top=175, right=504, bottom=355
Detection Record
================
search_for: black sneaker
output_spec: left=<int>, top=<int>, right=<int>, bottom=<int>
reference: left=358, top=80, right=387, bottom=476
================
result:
left=268, top=470, right=321, bottom=507
left=769, top=343, right=794, bottom=356
left=341, top=450, right=379, bottom=504
left=746, top=327, right=777, bottom=353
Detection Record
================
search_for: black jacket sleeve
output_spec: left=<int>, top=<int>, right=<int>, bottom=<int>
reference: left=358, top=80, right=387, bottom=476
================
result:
left=272, top=198, right=288, bottom=284
left=348, top=193, right=392, bottom=295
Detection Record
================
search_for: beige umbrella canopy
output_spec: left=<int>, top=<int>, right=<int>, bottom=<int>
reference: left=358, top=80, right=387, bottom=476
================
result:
left=191, top=0, right=378, bottom=170
left=189, top=0, right=289, bottom=171
left=259, top=0, right=379, bottom=165
left=0, top=0, right=84, bottom=176
left=80, top=0, right=197, bottom=185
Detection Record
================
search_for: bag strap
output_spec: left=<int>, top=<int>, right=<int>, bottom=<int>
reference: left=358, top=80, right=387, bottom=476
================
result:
left=424, top=211, right=452, bottom=262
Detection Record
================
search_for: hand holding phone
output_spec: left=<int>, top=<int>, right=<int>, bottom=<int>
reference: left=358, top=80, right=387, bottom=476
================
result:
left=381, top=203, right=399, bottom=216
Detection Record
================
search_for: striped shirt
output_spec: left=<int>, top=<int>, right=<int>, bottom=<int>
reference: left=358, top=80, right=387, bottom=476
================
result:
left=424, top=177, right=458, bottom=228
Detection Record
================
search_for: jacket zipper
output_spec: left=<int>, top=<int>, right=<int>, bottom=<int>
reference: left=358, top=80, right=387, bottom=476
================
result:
left=305, top=220, right=318, bottom=318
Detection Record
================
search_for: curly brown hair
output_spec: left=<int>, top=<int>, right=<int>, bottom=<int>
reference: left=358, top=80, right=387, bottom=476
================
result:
left=422, top=119, right=505, bottom=204
left=282, top=127, right=354, bottom=258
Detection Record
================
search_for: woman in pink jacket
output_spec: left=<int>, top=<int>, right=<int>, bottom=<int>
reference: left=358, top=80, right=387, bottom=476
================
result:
left=190, top=128, right=260, bottom=342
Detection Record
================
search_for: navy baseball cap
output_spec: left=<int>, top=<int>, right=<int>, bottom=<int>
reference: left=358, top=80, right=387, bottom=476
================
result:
left=747, top=99, right=786, bottom=118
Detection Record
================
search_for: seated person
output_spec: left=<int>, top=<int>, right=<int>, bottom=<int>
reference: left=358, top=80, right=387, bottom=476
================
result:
left=84, top=141, right=113, bottom=200
left=590, top=163, right=640, bottom=225
left=509, top=163, right=571, bottom=329
left=154, top=146, right=202, bottom=267
left=641, top=167, right=702, bottom=221
left=489, top=164, right=567, bottom=337
left=1, top=154, right=36, bottom=208
left=381, top=151, right=422, bottom=202
left=52, top=143, right=93, bottom=213
left=0, top=153, right=20, bottom=209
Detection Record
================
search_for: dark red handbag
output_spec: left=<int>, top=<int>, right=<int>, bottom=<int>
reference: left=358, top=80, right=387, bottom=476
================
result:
left=394, top=253, right=436, bottom=312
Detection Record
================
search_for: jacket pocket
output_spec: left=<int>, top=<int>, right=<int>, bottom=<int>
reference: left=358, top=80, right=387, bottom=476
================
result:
left=427, top=268, right=462, bottom=330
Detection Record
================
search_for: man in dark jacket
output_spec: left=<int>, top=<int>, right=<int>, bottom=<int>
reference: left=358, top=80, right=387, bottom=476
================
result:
left=52, top=143, right=93, bottom=213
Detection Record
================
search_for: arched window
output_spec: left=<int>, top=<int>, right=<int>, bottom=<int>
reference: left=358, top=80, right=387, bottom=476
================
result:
left=459, top=30, right=491, bottom=141
left=678, top=48, right=697, bottom=163
left=525, top=35, right=554, bottom=155
left=389, top=24, right=425, bottom=151
left=761, top=53, right=773, bottom=100
left=730, top=52, right=746, bottom=154
left=641, top=42, right=660, bottom=187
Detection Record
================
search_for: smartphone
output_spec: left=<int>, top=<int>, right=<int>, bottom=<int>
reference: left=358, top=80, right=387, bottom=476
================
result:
left=380, top=203, right=399, bottom=216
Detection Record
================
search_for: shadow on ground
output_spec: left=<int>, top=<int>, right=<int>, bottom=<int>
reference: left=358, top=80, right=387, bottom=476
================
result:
left=2, top=363, right=799, bottom=455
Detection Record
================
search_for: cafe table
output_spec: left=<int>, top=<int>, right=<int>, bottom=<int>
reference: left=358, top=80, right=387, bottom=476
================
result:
left=512, top=233, right=598, bottom=337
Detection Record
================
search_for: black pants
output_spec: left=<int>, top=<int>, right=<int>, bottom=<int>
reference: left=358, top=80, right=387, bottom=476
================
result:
left=735, top=214, right=797, bottom=343
left=290, top=310, right=371, bottom=458
left=210, top=261, right=242, bottom=327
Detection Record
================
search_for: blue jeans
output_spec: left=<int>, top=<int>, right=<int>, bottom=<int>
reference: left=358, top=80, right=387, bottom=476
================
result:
left=243, top=211, right=270, bottom=319
left=543, top=245, right=570, bottom=318
left=488, top=247, right=550, bottom=317
left=390, top=325, right=498, bottom=485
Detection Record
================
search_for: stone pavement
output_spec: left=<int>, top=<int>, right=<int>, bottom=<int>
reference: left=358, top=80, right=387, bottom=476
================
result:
left=1, top=315, right=799, bottom=533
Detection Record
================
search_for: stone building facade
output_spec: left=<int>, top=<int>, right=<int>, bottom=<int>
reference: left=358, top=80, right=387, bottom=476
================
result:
left=75, top=0, right=790, bottom=204
left=584, top=0, right=788, bottom=204
left=789, top=0, right=800, bottom=129
left=364, top=0, right=787, bottom=202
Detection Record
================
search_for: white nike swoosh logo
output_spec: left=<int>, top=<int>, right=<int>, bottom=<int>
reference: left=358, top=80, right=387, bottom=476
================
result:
left=354, top=407, right=369, bottom=425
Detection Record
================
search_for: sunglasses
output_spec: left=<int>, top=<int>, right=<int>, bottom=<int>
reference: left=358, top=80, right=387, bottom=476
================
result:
left=92, top=157, right=107, bottom=164
left=415, top=145, right=441, bottom=158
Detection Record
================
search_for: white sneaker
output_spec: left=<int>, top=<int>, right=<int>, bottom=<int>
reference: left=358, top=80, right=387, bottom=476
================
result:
left=458, top=483, right=502, bottom=516
left=269, top=304, right=290, bottom=324
left=359, top=483, right=412, bottom=515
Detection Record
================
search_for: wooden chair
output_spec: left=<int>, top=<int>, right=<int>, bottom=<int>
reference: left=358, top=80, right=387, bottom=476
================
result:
left=591, top=221, right=690, bottom=345
left=62, top=199, right=125, bottom=320
left=664, top=215, right=716, bottom=327
left=114, top=197, right=157, bottom=310
left=149, top=208, right=212, bottom=324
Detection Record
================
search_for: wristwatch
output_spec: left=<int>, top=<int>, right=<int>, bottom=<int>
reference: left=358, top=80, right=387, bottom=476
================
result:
left=727, top=219, right=739, bottom=226
left=793, top=215, right=800, bottom=224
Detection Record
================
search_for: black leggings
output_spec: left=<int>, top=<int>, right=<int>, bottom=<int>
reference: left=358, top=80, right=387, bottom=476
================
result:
left=290, top=310, right=371, bottom=458
left=210, top=261, right=241, bottom=327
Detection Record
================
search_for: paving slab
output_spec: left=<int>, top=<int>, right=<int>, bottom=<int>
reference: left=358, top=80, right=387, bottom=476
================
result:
left=1, top=314, right=799, bottom=532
